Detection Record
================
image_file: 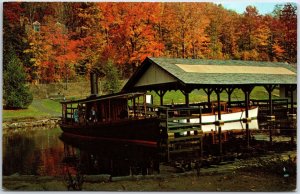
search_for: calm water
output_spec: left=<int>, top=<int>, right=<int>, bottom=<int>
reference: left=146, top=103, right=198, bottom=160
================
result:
left=3, top=127, right=64, bottom=176
left=3, top=118, right=296, bottom=178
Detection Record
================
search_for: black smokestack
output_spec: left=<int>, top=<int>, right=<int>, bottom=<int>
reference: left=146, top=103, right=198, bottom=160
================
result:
left=90, top=72, right=98, bottom=97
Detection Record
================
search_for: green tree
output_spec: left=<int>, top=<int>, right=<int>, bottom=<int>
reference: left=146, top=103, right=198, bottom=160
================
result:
left=103, top=60, right=121, bottom=93
left=3, top=49, right=33, bottom=109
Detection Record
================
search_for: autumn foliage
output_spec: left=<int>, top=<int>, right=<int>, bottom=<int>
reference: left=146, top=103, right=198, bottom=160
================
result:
left=3, top=2, right=297, bottom=83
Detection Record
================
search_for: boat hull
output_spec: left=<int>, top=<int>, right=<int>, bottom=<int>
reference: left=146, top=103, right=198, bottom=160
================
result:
left=201, top=119, right=259, bottom=133
left=59, top=117, right=160, bottom=143
left=180, top=107, right=259, bottom=124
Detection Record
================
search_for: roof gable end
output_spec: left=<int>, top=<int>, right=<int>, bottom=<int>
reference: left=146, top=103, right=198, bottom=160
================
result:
left=134, top=62, right=177, bottom=87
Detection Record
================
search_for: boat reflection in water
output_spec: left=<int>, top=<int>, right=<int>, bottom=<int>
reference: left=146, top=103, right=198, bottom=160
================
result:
left=59, top=118, right=295, bottom=190
left=59, top=119, right=259, bottom=178
left=202, top=119, right=258, bottom=132
left=59, top=132, right=160, bottom=190
left=59, top=120, right=259, bottom=177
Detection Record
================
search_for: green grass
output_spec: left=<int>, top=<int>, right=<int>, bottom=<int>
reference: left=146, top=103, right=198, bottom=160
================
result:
left=3, top=99, right=61, bottom=121
left=3, top=106, right=41, bottom=120
left=149, top=86, right=280, bottom=105
left=40, top=99, right=61, bottom=113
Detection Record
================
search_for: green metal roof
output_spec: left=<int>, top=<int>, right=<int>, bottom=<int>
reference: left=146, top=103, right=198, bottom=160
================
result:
left=150, top=57, right=297, bottom=85
left=122, top=57, right=297, bottom=91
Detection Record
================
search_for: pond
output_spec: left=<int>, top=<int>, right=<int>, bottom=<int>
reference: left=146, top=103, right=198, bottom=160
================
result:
left=3, top=118, right=296, bottom=179
left=3, top=127, right=64, bottom=176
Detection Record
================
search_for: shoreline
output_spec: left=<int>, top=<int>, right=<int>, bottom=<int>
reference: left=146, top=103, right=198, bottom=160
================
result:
left=2, top=117, right=60, bottom=132
left=3, top=165, right=296, bottom=191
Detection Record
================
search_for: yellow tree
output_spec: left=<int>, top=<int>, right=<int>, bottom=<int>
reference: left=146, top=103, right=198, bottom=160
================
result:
left=24, top=21, right=50, bottom=83
left=77, top=2, right=106, bottom=74
left=24, top=15, right=82, bottom=83
left=238, top=6, right=271, bottom=61
left=161, top=3, right=210, bottom=58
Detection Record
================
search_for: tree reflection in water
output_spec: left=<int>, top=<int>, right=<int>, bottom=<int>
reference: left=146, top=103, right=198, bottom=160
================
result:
left=3, top=134, right=36, bottom=175
left=3, top=128, right=64, bottom=176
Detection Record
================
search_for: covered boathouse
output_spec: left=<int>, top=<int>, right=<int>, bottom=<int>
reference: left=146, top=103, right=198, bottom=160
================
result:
left=122, top=57, right=297, bottom=159
left=122, top=57, right=297, bottom=118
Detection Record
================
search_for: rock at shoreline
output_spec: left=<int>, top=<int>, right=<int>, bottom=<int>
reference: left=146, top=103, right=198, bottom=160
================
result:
left=3, top=118, right=60, bottom=131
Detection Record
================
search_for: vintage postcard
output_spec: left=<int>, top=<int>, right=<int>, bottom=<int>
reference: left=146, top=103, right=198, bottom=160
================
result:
left=2, top=1, right=297, bottom=191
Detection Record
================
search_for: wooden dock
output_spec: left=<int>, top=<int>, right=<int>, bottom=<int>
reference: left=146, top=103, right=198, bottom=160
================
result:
left=154, top=98, right=296, bottom=162
left=156, top=106, right=203, bottom=162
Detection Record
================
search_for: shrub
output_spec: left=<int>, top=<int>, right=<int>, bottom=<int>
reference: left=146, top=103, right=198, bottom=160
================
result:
left=3, top=51, right=33, bottom=109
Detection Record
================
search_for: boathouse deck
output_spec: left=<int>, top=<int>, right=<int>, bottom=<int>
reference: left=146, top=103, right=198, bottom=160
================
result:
left=122, top=57, right=297, bottom=160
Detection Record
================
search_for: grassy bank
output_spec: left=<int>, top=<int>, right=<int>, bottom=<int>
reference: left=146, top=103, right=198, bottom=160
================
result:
left=3, top=99, right=61, bottom=121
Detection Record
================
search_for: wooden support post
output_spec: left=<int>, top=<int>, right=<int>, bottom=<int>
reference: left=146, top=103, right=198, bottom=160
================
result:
left=133, top=98, right=136, bottom=118
left=289, top=85, right=296, bottom=114
left=181, top=89, right=192, bottom=122
left=126, top=97, right=130, bottom=119
left=269, top=125, right=273, bottom=145
left=155, top=90, right=166, bottom=106
left=203, top=88, right=213, bottom=108
left=218, top=126, right=222, bottom=155
left=200, top=134, right=203, bottom=158
left=290, top=89, right=294, bottom=114
left=215, top=88, right=222, bottom=121
left=180, top=89, right=192, bottom=107
left=137, top=96, right=140, bottom=116
left=186, top=92, right=189, bottom=107
left=246, top=123, right=250, bottom=149
left=264, top=85, right=276, bottom=117
left=199, top=106, right=202, bottom=126
left=160, top=91, right=164, bottom=106
left=225, top=88, right=234, bottom=108
left=212, top=131, right=215, bottom=144
left=199, top=106, right=203, bottom=158
left=242, top=86, right=254, bottom=123
left=242, top=88, right=249, bottom=119
left=214, top=87, right=223, bottom=156
left=167, top=141, right=170, bottom=162
left=166, top=106, right=170, bottom=162
left=268, top=88, right=272, bottom=116
left=245, top=90, right=249, bottom=118
left=143, top=94, right=147, bottom=116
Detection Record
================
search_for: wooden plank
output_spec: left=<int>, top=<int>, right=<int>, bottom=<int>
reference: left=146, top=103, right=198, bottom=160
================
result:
left=145, top=111, right=157, bottom=116
left=167, top=123, right=201, bottom=129
left=168, top=136, right=201, bottom=142
left=168, top=127, right=200, bottom=134
left=167, top=116, right=200, bottom=121
left=169, top=148, right=201, bottom=154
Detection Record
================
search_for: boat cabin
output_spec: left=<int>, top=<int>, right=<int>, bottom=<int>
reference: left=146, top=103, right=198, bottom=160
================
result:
left=61, top=92, right=150, bottom=125
left=210, top=101, right=227, bottom=113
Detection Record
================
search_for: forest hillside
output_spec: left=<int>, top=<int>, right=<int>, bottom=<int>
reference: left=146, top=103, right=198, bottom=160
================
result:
left=3, top=2, right=297, bottom=84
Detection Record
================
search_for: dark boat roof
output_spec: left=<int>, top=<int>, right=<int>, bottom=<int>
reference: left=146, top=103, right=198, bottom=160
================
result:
left=61, top=92, right=146, bottom=105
